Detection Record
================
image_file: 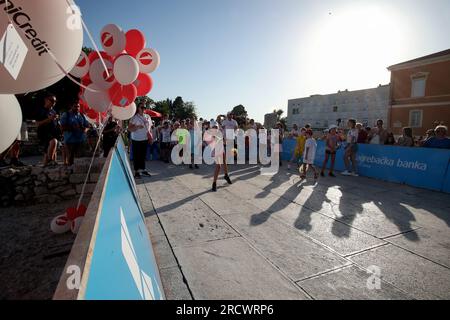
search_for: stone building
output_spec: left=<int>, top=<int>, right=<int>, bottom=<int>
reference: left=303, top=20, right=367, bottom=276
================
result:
left=287, top=85, right=390, bottom=130
left=387, top=49, right=450, bottom=136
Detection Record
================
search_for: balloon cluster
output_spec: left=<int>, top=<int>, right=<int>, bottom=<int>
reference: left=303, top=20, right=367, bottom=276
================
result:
left=0, top=0, right=83, bottom=153
left=70, top=25, right=160, bottom=122
left=50, top=205, right=87, bottom=235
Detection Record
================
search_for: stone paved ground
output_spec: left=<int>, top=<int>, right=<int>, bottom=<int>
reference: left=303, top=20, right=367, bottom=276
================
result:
left=137, top=161, right=450, bottom=300
left=0, top=200, right=78, bottom=300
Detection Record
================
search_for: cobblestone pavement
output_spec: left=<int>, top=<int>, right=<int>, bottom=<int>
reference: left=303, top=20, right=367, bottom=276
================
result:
left=138, top=162, right=450, bottom=300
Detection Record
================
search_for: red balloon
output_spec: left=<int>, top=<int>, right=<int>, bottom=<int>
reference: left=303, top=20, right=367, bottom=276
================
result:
left=86, top=108, right=99, bottom=120
left=134, top=73, right=153, bottom=96
left=66, top=205, right=87, bottom=221
left=125, top=29, right=146, bottom=57
left=88, top=51, right=112, bottom=63
left=109, top=83, right=137, bottom=108
left=81, top=74, right=92, bottom=87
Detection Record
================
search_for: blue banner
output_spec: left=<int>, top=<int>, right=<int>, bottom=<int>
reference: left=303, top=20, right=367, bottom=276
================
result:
left=282, top=139, right=450, bottom=193
left=83, top=139, right=165, bottom=300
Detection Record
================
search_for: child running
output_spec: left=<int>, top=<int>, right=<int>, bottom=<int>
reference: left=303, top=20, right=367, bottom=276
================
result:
left=301, top=129, right=318, bottom=180
left=288, top=127, right=307, bottom=170
left=320, top=125, right=339, bottom=177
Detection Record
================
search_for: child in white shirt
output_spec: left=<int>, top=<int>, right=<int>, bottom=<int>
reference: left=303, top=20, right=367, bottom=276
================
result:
left=301, top=129, right=318, bottom=180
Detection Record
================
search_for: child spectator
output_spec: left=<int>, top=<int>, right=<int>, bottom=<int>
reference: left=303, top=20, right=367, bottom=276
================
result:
left=321, top=125, right=339, bottom=177
left=288, top=127, right=306, bottom=170
left=342, top=119, right=359, bottom=176
left=300, top=129, right=318, bottom=180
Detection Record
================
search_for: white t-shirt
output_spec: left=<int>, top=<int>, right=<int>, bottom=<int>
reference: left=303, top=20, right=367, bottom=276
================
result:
left=347, top=128, right=358, bottom=144
left=221, top=119, right=238, bottom=140
left=160, top=127, right=172, bottom=143
left=130, top=114, right=152, bottom=141
left=303, top=138, right=317, bottom=164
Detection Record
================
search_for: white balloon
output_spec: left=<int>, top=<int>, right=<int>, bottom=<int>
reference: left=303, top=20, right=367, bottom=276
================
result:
left=100, top=24, right=126, bottom=57
left=113, top=55, right=139, bottom=85
left=89, top=59, right=115, bottom=90
left=50, top=215, right=71, bottom=234
left=0, top=94, right=22, bottom=153
left=111, top=103, right=136, bottom=121
left=0, top=0, right=83, bottom=93
left=136, top=48, right=160, bottom=73
left=84, top=84, right=111, bottom=113
left=69, top=51, right=90, bottom=78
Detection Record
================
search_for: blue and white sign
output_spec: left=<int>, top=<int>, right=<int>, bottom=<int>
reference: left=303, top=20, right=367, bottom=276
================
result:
left=282, top=139, right=450, bottom=193
left=82, top=140, right=164, bottom=300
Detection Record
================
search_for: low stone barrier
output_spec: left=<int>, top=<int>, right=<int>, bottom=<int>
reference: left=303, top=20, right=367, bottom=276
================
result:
left=0, top=158, right=106, bottom=207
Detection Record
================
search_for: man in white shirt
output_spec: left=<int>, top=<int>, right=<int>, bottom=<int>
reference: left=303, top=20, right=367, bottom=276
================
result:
left=221, top=112, right=238, bottom=140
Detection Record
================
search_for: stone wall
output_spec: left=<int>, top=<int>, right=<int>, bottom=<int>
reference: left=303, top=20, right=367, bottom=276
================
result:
left=0, top=158, right=106, bottom=208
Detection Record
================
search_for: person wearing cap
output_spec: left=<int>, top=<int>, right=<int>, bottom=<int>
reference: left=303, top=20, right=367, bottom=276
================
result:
left=205, top=120, right=233, bottom=192
left=321, top=125, right=339, bottom=177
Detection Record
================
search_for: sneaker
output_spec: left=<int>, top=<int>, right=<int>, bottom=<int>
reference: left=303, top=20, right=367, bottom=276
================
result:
left=195, top=165, right=199, bottom=169
left=189, top=164, right=193, bottom=169
left=287, top=164, right=291, bottom=170
left=320, top=172, right=325, bottom=177
left=224, top=174, right=232, bottom=185
left=341, top=170, right=351, bottom=176
left=329, top=172, right=336, bottom=177
left=142, top=170, right=152, bottom=177
left=350, top=172, right=359, bottom=177
left=134, top=172, right=142, bottom=179
left=212, top=182, right=217, bottom=192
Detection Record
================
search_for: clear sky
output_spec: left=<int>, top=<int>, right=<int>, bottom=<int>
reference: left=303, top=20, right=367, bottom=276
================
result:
left=75, top=0, right=450, bottom=122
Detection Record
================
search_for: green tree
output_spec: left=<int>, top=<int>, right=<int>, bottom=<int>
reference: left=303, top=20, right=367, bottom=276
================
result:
left=232, top=105, right=248, bottom=118
left=153, top=99, right=171, bottom=116
left=135, top=96, right=154, bottom=108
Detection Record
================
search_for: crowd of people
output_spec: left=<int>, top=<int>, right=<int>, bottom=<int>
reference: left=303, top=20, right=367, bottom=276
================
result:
left=2, top=96, right=449, bottom=192
left=0, top=93, right=121, bottom=170
left=285, top=119, right=450, bottom=180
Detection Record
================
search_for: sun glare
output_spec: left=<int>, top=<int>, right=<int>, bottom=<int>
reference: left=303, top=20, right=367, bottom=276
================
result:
left=303, top=4, right=409, bottom=93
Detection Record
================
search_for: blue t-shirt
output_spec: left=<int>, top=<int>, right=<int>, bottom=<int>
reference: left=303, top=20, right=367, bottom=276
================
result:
left=423, top=137, right=450, bottom=149
left=60, top=111, right=89, bottom=144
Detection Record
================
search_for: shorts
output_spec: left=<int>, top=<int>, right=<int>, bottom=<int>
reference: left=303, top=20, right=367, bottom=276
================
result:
left=16, top=122, right=28, bottom=142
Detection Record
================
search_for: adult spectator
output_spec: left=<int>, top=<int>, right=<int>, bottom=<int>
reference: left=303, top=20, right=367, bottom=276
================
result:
left=128, top=103, right=153, bottom=178
left=423, top=125, right=450, bottom=149
left=369, top=119, right=388, bottom=145
left=356, top=123, right=368, bottom=143
left=149, top=123, right=159, bottom=160
left=102, top=117, right=120, bottom=157
left=397, top=127, right=415, bottom=147
left=60, top=101, right=89, bottom=166
left=385, top=132, right=396, bottom=145
left=36, top=93, right=61, bottom=167
left=221, top=112, right=238, bottom=141
left=159, top=120, right=172, bottom=163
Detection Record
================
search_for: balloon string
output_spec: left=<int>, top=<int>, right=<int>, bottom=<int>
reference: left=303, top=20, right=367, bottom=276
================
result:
left=80, top=17, right=111, bottom=78
left=76, top=111, right=113, bottom=210
left=1, top=1, right=107, bottom=93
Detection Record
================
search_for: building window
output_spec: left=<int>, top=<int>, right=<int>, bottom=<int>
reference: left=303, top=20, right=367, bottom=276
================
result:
left=411, top=76, right=427, bottom=98
left=409, top=110, right=423, bottom=128
left=333, top=106, right=338, bottom=112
